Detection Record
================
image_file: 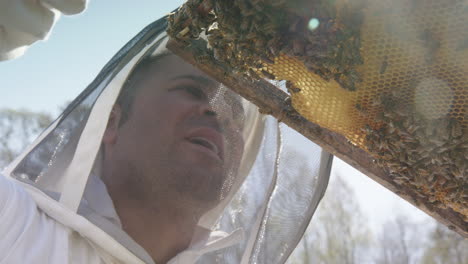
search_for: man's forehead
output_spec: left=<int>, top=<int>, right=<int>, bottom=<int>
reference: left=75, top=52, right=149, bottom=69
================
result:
left=170, top=74, right=218, bottom=89
left=156, top=54, right=216, bottom=83
left=142, top=52, right=245, bottom=112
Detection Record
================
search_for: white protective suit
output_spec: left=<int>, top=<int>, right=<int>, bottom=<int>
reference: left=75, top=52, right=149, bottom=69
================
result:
left=1, top=170, right=246, bottom=263
left=0, top=173, right=121, bottom=263
left=1, top=6, right=333, bottom=264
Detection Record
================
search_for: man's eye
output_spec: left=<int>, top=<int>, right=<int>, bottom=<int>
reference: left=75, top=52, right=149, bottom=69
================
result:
left=181, top=86, right=206, bottom=100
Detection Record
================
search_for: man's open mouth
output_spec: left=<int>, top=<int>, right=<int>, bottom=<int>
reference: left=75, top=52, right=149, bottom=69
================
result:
left=188, top=137, right=222, bottom=160
left=188, top=137, right=220, bottom=156
left=186, top=126, right=224, bottom=161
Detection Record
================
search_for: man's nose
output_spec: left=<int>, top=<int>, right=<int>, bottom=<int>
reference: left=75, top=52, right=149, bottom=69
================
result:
left=198, top=101, right=217, bottom=117
left=196, top=102, right=223, bottom=132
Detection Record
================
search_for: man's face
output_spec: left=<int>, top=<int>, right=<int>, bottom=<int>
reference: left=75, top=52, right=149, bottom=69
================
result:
left=104, top=54, right=245, bottom=208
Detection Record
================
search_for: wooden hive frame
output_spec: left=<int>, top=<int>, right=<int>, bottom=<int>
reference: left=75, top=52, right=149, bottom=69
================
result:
left=167, top=39, right=467, bottom=238
left=166, top=0, right=468, bottom=238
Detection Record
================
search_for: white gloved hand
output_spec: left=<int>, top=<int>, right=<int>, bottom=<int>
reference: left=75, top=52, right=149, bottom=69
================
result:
left=0, top=0, right=87, bottom=61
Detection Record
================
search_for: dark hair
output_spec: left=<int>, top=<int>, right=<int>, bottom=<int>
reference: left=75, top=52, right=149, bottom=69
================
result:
left=116, top=51, right=172, bottom=125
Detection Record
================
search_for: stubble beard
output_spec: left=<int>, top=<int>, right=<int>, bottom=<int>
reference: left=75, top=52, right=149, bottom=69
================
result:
left=137, top=157, right=227, bottom=212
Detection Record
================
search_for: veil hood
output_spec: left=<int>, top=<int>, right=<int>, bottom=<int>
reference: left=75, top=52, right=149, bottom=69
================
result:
left=4, top=16, right=332, bottom=264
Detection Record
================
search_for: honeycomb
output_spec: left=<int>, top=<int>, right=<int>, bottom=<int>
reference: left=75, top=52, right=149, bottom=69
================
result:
left=167, top=0, right=468, bottom=218
left=264, top=0, right=468, bottom=147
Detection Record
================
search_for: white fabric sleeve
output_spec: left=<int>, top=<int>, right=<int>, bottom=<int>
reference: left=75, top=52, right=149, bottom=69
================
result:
left=0, top=0, right=88, bottom=61
left=0, top=173, right=117, bottom=263
left=0, top=173, right=69, bottom=263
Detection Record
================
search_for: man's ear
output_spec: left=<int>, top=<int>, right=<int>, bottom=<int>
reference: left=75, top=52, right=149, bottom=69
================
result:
left=102, top=105, right=122, bottom=145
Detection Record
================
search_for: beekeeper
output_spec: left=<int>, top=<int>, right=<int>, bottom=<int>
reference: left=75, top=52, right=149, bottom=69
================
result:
left=0, top=4, right=332, bottom=264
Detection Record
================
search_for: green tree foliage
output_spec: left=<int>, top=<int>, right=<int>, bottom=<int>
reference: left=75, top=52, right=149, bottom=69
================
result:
left=0, top=108, right=53, bottom=168
left=421, top=222, right=468, bottom=264
left=288, top=174, right=371, bottom=264
left=374, top=215, right=421, bottom=264
left=288, top=173, right=467, bottom=264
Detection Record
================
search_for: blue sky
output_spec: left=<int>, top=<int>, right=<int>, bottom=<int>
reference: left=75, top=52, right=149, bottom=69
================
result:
left=0, top=0, right=185, bottom=116
left=1, top=0, right=431, bottom=234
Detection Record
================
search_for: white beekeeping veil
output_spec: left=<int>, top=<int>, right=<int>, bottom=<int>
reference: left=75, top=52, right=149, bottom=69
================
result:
left=3, top=16, right=332, bottom=264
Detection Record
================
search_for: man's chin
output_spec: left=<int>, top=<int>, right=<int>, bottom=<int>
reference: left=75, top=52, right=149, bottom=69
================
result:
left=169, top=150, right=228, bottom=207
left=185, top=178, right=225, bottom=206
left=190, top=178, right=227, bottom=210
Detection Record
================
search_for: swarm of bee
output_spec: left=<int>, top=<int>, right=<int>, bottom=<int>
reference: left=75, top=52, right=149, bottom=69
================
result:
left=363, top=95, right=468, bottom=218
left=168, top=0, right=468, bottom=221
left=167, top=0, right=366, bottom=91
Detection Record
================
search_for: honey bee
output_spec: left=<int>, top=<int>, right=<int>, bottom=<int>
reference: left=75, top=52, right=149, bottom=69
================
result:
left=286, top=81, right=301, bottom=93
left=261, top=69, right=276, bottom=80
left=379, top=56, right=388, bottom=74
left=355, top=103, right=369, bottom=117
